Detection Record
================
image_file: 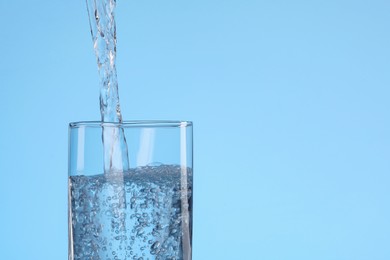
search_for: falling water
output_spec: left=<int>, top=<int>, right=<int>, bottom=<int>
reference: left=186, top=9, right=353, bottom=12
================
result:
left=86, top=0, right=129, bottom=173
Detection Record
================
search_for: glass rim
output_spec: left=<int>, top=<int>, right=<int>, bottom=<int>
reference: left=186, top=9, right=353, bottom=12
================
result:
left=69, top=120, right=193, bottom=128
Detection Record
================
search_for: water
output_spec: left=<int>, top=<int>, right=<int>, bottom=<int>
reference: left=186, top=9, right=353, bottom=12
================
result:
left=86, top=0, right=129, bottom=173
left=79, top=2, right=193, bottom=259
left=69, top=165, right=193, bottom=260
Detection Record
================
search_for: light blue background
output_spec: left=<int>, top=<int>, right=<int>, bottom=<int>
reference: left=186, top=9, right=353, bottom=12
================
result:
left=0, top=0, right=389, bottom=259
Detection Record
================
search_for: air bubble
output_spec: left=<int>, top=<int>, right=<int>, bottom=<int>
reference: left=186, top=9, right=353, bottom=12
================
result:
left=69, top=165, right=192, bottom=258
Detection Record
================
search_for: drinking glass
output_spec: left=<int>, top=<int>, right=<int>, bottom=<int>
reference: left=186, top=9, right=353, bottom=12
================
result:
left=68, top=121, right=193, bottom=260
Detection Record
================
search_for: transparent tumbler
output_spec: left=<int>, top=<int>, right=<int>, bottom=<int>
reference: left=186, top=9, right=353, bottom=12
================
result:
left=68, top=121, right=193, bottom=260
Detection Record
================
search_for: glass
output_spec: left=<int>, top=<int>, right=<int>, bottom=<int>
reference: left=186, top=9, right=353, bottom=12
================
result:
left=68, top=121, right=193, bottom=260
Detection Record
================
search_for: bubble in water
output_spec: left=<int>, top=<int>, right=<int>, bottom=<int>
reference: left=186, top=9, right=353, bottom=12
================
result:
left=69, top=165, right=192, bottom=259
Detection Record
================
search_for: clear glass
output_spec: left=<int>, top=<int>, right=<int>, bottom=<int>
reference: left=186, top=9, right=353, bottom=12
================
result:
left=68, top=121, right=193, bottom=260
